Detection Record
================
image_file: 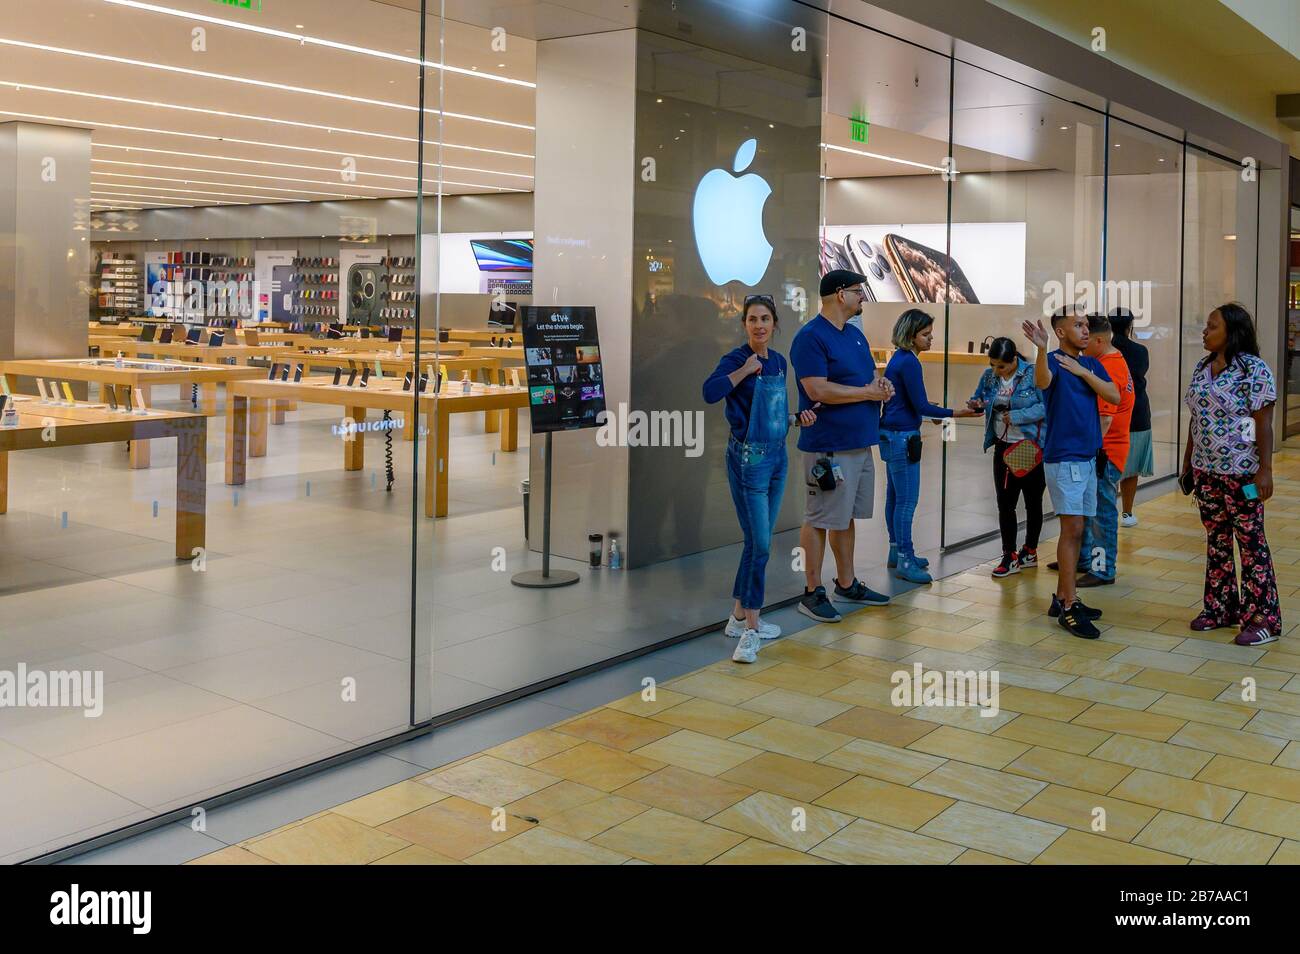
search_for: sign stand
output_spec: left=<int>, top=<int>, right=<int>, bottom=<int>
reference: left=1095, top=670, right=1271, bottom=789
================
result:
left=511, top=432, right=579, bottom=588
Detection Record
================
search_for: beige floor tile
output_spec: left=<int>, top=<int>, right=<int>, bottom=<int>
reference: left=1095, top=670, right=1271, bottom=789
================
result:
left=1109, top=768, right=1244, bottom=821
left=819, top=706, right=938, bottom=747
left=532, top=741, right=664, bottom=792
left=505, top=780, right=606, bottom=820
left=1108, top=645, right=1205, bottom=674
left=368, top=845, right=462, bottom=865
left=247, top=812, right=408, bottom=865
left=1133, top=811, right=1281, bottom=865
left=1245, top=709, right=1300, bottom=741
left=590, top=807, right=745, bottom=865
left=823, top=675, right=914, bottom=713
left=485, top=729, right=586, bottom=766
left=605, top=687, right=693, bottom=717
left=950, top=849, right=1022, bottom=864
left=187, top=846, right=275, bottom=865
left=553, top=708, right=679, bottom=751
left=757, top=641, right=851, bottom=669
left=730, top=717, right=854, bottom=762
left=1148, top=693, right=1255, bottom=729
left=904, top=702, right=1016, bottom=734
left=1016, top=784, right=1158, bottom=841
left=708, top=656, right=783, bottom=678
left=649, top=697, right=769, bottom=739
left=1278, top=741, right=1300, bottom=770
left=746, top=662, right=855, bottom=696
left=814, top=775, right=953, bottom=830
left=894, top=627, right=990, bottom=654
left=998, top=686, right=1092, bottom=721
left=1032, top=829, right=1187, bottom=865
left=1258, top=649, right=1300, bottom=674
left=993, top=713, right=1111, bottom=755
left=906, top=724, right=1030, bottom=769
left=811, top=817, right=964, bottom=864
left=1225, top=687, right=1300, bottom=719
left=1098, top=625, right=1186, bottom=652
left=1071, top=703, right=1185, bottom=741
left=633, top=729, right=762, bottom=777
left=1224, top=792, right=1300, bottom=840
left=827, top=632, right=918, bottom=661
left=917, top=801, right=1064, bottom=863
left=421, top=755, right=560, bottom=808
left=460, top=827, right=626, bottom=865
left=978, top=658, right=1075, bottom=690
left=1005, top=746, right=1134, bottom=794
left=819, top=737, right=946, bottom=785
left=825, top=653, right=913, bottom=682
left=533, top=794, right=648, bottom=840
left=1192, top=660, right=1292, bottom=691
left=379, top=796, right=533, bottom=860
left=1057, top=676, right=1164, bottom=711
left=1196, top=754, right=1300, bottom=800
left=1169, top=721, right=1288, bottom=763
left=740, top=687, right=852, bottom=726
left=1124, top=668, right=1231, bottom=700
left=1030, top=634, right=1123, bottom=661
left=1270, top=840, right=1300, bottom=864
left=708, top=838, right=836, bottom=865
left=1090, top=734, right=1215, bottom=779
left=1046, top=655, right=1143, bottom=682
left=709, top=790, right=853, bottom=851
left=720, top=751, right=852, bottom=802
left=1173, top=637, right=1267, bottom=664
left=333, top=780, right=449, bottom=828
left=913, top=760, right=1046, bottom=811
left=614, top=765, right=754, bottom=820
left=665, top=671, right=770, bottom=706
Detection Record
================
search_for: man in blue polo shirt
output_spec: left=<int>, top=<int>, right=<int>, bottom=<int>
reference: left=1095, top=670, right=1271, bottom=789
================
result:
left=1022, top=307, right=1119, bottom=639
left=790, top=270, right=895, bottom=623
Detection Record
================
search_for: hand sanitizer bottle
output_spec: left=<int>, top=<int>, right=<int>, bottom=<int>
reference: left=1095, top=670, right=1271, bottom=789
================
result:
left=395, top=341, right=403, bottom=359
left=461, top=370, right=472, bottom=394
left=609, top=536, right=622, bottom=570
left=115, top=351, right=124, bottom=369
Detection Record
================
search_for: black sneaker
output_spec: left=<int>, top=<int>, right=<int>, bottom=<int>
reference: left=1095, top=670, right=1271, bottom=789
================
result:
left=1049, top=593, right=1102, bottom=620
left=834, top=578, right=891, bottom=605
left=991, top=553, right=1020, bottom=579
left=1057, top=600, right=1101, bottom=639
left=798, top=586, right=842, bottom=623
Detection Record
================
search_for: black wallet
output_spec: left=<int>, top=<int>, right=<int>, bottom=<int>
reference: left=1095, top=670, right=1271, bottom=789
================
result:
left=1179, top=470, right=1195, bottom=496
left=906, top=433, right=922, bottom=463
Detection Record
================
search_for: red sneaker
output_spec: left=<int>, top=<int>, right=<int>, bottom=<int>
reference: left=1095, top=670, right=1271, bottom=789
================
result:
left=1189, top=613, right=1229, bottom=633
left=992, top=553, right=1020, bottom=579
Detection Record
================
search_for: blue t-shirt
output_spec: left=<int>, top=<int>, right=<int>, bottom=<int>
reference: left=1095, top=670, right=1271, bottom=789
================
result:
left=702, top=346, right=787, bottom=442
left=789, top=314, right=878, bottom=453
left=880, top=348, right=951, bottom=431
left=1042, top=350, right=1111, bottom=463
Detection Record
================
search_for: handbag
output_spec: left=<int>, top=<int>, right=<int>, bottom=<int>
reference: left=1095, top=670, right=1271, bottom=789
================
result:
left=998, top=410, right=1042, bottom=482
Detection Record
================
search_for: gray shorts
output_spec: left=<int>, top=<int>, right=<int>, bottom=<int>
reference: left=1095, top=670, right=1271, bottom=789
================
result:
left=801, top=448, right=875, bottom=530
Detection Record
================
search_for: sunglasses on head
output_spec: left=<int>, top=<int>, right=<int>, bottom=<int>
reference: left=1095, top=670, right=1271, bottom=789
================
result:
left=743, top=294, right=776, bottom=308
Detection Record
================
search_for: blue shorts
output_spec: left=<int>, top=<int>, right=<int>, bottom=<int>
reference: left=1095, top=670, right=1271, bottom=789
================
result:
left=1045, top=458, right=1097, bottom=517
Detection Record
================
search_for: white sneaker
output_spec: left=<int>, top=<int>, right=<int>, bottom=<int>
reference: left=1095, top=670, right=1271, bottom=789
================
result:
left=1120, top=512, right=1138, bottom=528
left=724, top=615, right=781, bottom=640
left=732, top=629, right=761, bottom=664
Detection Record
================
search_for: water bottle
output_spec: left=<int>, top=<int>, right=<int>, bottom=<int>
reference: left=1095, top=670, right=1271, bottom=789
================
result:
left=608, top=537, right=622, bottom=570
left=115, top=351, right=124, bottom=369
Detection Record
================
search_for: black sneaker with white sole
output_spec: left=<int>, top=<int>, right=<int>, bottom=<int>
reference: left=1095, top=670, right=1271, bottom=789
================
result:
left=1057, top=600, right=1101, bottom=638
left=1049, top=593, right=1102, bottom=620
left=833, top=578, right=891, bottom=605
left=798, top=586, right=842, bottom=623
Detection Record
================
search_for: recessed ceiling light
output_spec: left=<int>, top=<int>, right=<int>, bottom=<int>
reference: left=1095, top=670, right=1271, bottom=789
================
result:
left=1060, top=125, right=1068, bottom=130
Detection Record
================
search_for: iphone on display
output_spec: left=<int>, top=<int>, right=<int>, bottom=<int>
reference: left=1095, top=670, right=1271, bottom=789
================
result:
left=846, top=233, right=906, bottom=303
left=883, top=234, right=981, bottom=305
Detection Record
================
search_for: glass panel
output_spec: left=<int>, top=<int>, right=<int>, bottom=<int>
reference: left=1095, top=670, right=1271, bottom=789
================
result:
left=1103, top=118, right=1183, bottom=487
left=1284, top=206, right=1300, bottom=438
left=1, top=0, right=422, bottom=861
left=943, top=62, right=1106, bottom=548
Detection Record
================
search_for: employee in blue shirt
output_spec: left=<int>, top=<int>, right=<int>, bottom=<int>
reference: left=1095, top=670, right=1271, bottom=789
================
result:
left=703, top=295, right=817, bottom=664
left=880, top=309, right=981, bottom=584
left=1022, top=307, right=1119, bottom=639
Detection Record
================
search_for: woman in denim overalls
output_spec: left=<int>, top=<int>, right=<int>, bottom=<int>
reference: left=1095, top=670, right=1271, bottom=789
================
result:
left=703, top=296, right=817, bottom=663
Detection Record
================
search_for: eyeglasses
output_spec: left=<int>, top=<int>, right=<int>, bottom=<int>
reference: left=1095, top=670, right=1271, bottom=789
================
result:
left=743, top=294, right=776, bottom=308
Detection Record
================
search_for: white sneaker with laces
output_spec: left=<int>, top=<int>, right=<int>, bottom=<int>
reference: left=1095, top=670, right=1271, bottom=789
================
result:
left=1120, top=512, right=1137, bottom=527
left=732, top=629, right=761, bottom=664
left=724, top=616, right=781, bottom=640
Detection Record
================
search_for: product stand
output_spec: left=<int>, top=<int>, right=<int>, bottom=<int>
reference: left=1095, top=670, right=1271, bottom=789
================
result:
left=512, top=431, right=580, bottom=588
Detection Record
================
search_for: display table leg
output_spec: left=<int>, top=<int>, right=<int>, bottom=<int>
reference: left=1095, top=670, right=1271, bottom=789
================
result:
left=128, top=384, right=151, bottom=469
left=272, top=400, right=287, bottom=425
left=174, top=416, right=207, bottom=561
left=250, top=397, right=268, bottom=457
left=0, top=449, right=7, bottom=515
left=485, top=408, right=500, bottom=433
left=345, top=406, right=365, bottom=471
left=225, top=392, right=247, bottom=485
left=201, top=382, right=218, bottom=416
left=436, top=406, right=451, bottom=517
left=403, top=410, right=417, bottom=443
left=500, top=405, right=518, bottom=452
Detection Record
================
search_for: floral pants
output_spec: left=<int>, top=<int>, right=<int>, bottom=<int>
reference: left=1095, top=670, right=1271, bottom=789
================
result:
left=1193, top=469, right=1281, bottom=633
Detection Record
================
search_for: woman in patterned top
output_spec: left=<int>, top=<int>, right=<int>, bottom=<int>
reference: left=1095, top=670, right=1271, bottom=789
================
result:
left=1181, top=303, right=1280, bottom=646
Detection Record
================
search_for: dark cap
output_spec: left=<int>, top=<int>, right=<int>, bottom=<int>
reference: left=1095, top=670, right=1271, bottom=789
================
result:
left=820, top=269, right=869, bottom=297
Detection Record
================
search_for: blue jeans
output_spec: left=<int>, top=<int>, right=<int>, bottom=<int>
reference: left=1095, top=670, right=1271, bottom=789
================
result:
left=1079, top=458, right=1121, bottom=580
left=879, top=428, right=921, bottom=557
left=726, top=438, right=787, bottom=610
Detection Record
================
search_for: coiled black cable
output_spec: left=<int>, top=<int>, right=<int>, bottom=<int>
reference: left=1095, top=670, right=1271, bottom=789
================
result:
left=382, top=410, right=395, bottom=492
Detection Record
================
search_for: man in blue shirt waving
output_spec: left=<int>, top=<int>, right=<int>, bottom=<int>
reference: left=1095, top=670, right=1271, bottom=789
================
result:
left=1022, top=307, right=1119, bottom=639
left=790, top=270, right=895, bottom=622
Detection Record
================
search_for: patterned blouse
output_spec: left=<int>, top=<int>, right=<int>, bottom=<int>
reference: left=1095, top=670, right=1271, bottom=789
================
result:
left=1184, top=353, right=1276, bottom=475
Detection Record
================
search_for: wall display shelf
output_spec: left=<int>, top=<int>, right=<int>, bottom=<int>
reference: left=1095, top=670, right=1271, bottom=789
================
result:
left=95, top=256, right=142, bottom=317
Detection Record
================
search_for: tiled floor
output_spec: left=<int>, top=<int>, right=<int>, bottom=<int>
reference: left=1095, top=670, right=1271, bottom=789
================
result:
left=163, top=452, right=1300, bottom=864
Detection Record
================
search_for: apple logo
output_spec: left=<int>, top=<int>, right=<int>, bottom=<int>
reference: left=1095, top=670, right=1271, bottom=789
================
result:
left=692, top=138, right=773, bottom=286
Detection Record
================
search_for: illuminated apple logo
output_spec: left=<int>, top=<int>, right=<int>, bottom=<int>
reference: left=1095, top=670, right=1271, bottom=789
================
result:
left=692, top=138, right=773, bottom=286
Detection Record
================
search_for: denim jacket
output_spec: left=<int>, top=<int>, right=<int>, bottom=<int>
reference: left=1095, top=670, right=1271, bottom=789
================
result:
left=968, top=357, right=1046, bottom=452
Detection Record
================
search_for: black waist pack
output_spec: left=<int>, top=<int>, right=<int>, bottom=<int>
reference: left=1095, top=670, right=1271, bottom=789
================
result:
left=906, top=433, right=922, bottom=463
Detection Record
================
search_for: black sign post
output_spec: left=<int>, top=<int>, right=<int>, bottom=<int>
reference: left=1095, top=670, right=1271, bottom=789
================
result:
left=512, top=306, right=606, bottom=589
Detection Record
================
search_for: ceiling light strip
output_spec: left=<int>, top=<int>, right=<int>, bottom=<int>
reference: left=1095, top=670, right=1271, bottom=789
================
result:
left=94, top=169, right=396, bottom=199
left=92, top=158, right=412, bottom=192
left=820, top=142, right=946, bottom=173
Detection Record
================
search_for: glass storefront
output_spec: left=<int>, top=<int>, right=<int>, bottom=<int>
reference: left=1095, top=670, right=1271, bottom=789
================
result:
left=0, top=0, right=1279, bottom=862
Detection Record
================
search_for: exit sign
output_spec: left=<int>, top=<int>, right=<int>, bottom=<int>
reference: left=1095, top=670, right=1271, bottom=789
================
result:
left=850, top=111, right=868, bottom=144
left=211, top=0, right=261, bottom=10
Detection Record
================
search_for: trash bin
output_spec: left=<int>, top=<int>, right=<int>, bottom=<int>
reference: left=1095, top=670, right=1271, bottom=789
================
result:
left=520, top=479, right=530, bottom=542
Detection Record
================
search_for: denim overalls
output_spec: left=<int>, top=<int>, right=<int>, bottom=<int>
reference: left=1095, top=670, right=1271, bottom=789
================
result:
left=725, top=370, right=790, bottom=610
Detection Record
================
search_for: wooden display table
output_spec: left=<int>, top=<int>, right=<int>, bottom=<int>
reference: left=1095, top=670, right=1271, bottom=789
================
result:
left=445, top=329, right=518, bottom=344
left=307, top=337, right=467, bottom=355
left=1, top=357, right=262, bottom=468
left=92, top=338, right=289, bottom=366
left=88, top=322, right=143, bottom=337
left=0, top=398, right=206, bottom=559
left=223, top=376, right=528, bottom=517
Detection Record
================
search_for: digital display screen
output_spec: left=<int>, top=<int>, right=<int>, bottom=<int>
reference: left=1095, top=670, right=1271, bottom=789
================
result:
left=470, top=239, right=534, bottom=273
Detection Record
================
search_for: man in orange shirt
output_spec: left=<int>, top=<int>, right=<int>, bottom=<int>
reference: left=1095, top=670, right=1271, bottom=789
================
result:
left=1077, top=314, right=1134, bottom=586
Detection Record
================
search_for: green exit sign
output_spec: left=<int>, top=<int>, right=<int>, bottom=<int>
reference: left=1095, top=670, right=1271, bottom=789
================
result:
left=850, top=111, right=869, bottom=144
left=211, top=0, right=261, bottom=10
